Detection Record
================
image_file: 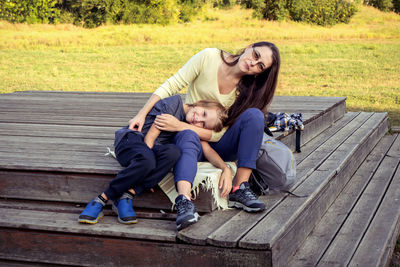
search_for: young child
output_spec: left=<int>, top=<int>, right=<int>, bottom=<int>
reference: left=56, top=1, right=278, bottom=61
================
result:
left=78, top=95, right=230, bottom=225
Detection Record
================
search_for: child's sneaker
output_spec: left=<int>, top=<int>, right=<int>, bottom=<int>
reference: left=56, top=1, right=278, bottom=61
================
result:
left=228, top=182, right=266, bottom=212
left=175, top=195, right=200, bottom=231
left=78, top=198, right=105, bottom=224
left=112, top=193, right=137, bottom=224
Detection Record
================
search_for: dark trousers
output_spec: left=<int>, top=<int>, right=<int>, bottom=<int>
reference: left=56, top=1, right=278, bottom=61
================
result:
left=104, top=132, right=181, bottom=201
left=173, top=108, right=265, bottom=184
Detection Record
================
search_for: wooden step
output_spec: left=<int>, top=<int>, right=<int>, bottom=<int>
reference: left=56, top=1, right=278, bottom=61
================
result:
left=0, top=92, right=346, bottom=213
left=0, top=201, right=269, bottom=266
left=289, top=134, right=400, bottom=267
left=178, top=112, right=388, bottom=266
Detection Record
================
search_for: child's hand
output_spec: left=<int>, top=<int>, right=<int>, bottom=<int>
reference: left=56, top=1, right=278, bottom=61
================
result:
left=129, top=113, right=146, bottom=131
left=219, top=166, right=232, bottom=198
left=154, top=114, right=183, bottom=132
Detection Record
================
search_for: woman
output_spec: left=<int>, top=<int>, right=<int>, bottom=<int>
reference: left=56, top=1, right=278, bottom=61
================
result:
left=129, top=42, right=281, bottom=230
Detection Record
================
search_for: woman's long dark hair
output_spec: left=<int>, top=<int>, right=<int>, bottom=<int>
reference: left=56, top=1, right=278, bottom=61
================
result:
left=220, top=41, right=281, bottom=127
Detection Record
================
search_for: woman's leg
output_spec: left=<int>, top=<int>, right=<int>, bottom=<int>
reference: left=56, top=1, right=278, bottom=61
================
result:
left=210, top=108, right=265, bottom=185
left=210, top=108, right=266, bottom=212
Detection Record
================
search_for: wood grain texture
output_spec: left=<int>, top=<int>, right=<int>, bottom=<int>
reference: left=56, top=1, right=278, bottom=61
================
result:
left=238, top=113, right=388, bottom=266
left=288, top=134, right=397, bottom=267
left=0, top=229, right=271, bottom=267
left=349, top=154, right=400, bottom=267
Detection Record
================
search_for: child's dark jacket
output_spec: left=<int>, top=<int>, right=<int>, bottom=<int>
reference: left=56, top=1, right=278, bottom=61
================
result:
left=114, top=95, right=186, bottom=148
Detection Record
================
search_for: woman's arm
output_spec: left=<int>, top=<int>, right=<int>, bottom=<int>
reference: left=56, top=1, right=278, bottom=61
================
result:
left=154, top=114, right=212, bottom=141
left=201, top=141, right=232, bottom=198
left=129, top=94, right=161, bottom=131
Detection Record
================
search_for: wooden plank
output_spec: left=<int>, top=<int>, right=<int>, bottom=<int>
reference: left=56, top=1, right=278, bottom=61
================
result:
left=0, top=170, right=216, bottom=212
left=177, top=209, right=239, bottom=245
left=318, top=157, right=399, bottom=266
left=0, top=207, right=177, bottom=242
left=0, top=199, right=177, bottom=220
left=288, top=134, right=397, bottom=266
left=387, top=133, right=400, bottom=158
left=0, top=228, right=271, bottom=267
left=294, top=112, right=359, bottom=164
left=316, top=156, right=399, bottom=266
left=204, top=112, right=371, bottom=248
left=294, top=112, right=372, bottom=182
left=0, top=123, right=116, bottom=139
left=238, top=113, right=388, bottom=266
left=349, top=155, right=400, bottom=267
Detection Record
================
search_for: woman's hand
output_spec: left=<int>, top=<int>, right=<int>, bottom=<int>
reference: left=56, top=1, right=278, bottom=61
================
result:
left=128, top=113, right=146, bottom=131
left=219, top=166, right=233, bottom=198
left=154, top=114, right=184, bottom=132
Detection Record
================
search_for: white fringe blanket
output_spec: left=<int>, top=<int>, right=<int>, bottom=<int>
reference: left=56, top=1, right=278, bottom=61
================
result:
left=105, top=147, right=236, bottom=210
left=158, top=162, right=237, bottom=210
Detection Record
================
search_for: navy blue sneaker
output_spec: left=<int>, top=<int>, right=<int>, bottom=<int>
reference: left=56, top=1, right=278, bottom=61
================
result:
left=112, top=193, right=137, bottom=224
left=175, top=195, right=199, bottom=231
left=229, top=182, right=266, bottom=212
left=78, top=198, right=105, bottom=224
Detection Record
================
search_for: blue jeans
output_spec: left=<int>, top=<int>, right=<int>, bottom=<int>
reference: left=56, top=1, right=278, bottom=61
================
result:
left=173, top=108, right=265, bottom=184
left=104, top=132, right=181, bottom=200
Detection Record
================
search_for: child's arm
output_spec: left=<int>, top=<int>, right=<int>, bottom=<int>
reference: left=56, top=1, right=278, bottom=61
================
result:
left=200, top=141, right=232, bottom=198
left=155, top=114, right=213, bottom=141
left=144, top=123, right=161, bottom=149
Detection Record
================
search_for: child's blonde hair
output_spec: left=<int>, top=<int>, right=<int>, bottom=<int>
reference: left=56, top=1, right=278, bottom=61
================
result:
left=187, top=100, right=228, bottom=132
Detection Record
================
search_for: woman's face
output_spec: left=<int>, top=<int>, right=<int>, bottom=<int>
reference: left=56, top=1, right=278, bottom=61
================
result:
left=238, top=46, right=273, bottom=75
left=186, top=106, right=218, bottom=130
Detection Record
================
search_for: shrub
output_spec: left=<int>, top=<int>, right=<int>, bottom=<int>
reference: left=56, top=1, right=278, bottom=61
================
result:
left=364, top=0, right=393, bottom=12
left=289, top=0, right=358, bottom=26
left=0, top=0, right=60, bottom=23
left=394, top=0, right=400, bottom=13
left=260, top=0, right=289, bottom=20
left=250, top=0, right=358, bottom=26
left=178, top=0, right=206, bottom=22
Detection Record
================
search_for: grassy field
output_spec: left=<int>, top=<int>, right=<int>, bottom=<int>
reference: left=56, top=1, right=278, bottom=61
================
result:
left=0, top=5, right=399, bottom=126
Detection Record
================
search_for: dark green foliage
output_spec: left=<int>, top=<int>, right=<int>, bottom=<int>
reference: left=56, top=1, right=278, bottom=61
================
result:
left=0, top=0, right=205, bottom=27
left=394, top=0, right=400, bottom=13
left=178, top=0, right=205, bottom=22
left=288, top=0, right=358, bottom=25
left=0, top=0, right=60, bottom=23
left=259, top=0, right=288, bottom=20
left=364, top=0, right=393, bottom=11
left=243, top=0, right=358, bottom=26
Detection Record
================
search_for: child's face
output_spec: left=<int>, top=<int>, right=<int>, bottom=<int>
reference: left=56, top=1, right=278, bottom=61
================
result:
left=186, top=106, right=219, bottom=130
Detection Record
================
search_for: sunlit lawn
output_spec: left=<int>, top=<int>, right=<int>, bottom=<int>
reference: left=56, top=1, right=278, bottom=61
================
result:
left=0, top=5, right=399, bottom=125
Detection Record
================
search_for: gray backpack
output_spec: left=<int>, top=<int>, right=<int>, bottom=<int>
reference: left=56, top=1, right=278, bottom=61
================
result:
left=250, top=133, right=297, bottom=195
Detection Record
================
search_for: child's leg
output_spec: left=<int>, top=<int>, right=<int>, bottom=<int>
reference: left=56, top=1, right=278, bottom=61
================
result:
left=132, top=143, right=181, bottom=195
left=104, top=133, right=156, bottom=201
left=172, top=130, right=203, bottom=230
left=78, top=133, right=156, bottom=224
left=173, top=130, right=203, bottom=197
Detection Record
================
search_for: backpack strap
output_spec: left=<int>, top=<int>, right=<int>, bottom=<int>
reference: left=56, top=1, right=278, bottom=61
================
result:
left=295, top=129, right=301, bottom=153
left=282, top=190, right=308, bottom=198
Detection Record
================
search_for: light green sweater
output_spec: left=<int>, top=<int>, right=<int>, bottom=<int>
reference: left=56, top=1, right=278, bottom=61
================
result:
left=153, top=48, right=237, bottom=142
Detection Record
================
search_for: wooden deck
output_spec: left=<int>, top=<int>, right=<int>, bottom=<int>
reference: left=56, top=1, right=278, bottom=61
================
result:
left=0, top=91, right=398, bottom=266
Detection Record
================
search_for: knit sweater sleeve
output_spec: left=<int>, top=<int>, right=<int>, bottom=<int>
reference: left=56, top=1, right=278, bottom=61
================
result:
left=153, top=49, right=206, bottom=99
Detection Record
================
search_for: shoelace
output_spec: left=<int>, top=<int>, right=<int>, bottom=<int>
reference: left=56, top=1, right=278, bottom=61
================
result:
left=240, top=187, right=258, bottom=201
left=177, top=198, right=192, bottom=215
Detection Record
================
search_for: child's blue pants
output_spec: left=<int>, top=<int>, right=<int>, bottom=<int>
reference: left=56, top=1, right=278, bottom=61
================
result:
left=173, top=108, right=265, bottom=184
left=104, top=132, right=181, bottom=200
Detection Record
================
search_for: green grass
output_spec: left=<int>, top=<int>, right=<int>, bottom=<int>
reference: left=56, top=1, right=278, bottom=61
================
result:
left=0, top=5, right=399, bottom=126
